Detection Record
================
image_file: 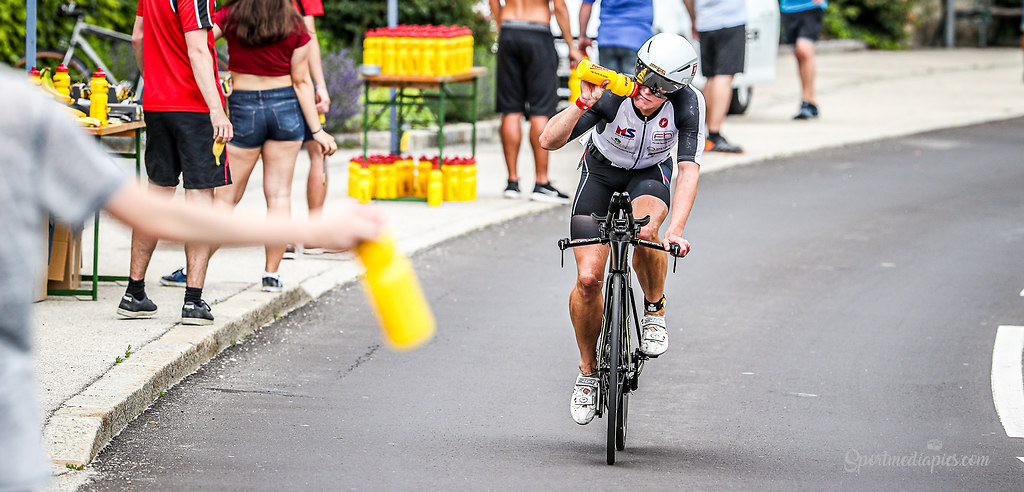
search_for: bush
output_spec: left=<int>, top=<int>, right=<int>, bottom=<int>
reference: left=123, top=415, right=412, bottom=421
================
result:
left=824, top=0, right=918, bottom=49
left=321, top=49, right=361, bottom=132
left=1, top=0, right=137, bottom=67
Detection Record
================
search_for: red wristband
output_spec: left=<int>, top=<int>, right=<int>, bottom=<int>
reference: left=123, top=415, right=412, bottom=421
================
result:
left=575, top=98, right=591, bottom=111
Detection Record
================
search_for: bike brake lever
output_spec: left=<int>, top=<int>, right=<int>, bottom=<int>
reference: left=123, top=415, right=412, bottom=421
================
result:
left=670, top=243, right=681, bottom=273
left=557, top=238, right=568, bottom=268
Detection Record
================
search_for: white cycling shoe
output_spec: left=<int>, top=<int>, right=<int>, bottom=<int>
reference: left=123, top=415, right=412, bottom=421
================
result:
left=570, top=373, right=600, bottom=425
left=639, top=314, right=669, bottom=357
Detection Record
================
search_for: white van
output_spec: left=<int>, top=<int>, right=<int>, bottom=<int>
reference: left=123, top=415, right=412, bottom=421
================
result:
left=550, top=0, right=779, bottom=114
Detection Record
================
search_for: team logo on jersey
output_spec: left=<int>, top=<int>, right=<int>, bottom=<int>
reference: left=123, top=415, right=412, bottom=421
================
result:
left=615, top=126, right=636, bottom=138
left=659, top=118, right=668, bottom=128
left=652, top=131, right=673, bottom=144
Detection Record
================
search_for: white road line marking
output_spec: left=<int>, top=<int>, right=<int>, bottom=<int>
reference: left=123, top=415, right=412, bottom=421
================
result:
left=1018, top=457, right=1024, bottom=464
left=991, top=326, right=1024, bottom=438
left=1019, top=288, right=1024, bottom=297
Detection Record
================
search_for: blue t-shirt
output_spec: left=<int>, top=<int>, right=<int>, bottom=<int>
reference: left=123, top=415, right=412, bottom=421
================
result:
left=583, top=0, right=654, bottom=51
left=780, top=0, right=827, bottom=14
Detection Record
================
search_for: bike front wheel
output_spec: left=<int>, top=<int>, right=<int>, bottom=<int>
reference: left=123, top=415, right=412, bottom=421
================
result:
left=605, top=273, right=626, bottom=465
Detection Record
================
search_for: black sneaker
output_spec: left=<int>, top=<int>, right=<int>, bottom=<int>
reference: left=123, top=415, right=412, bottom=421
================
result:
left=160, top=267, right=187, bottom=287
left=794, top=101, right=819, bottom=120
left=181, top=299, right=214, bottom=326
left=503, top=180, right=521, bottom=199
left=706, top=134, right=744, bottom=153
left=531, top=182, right=570, bottom=204
left=261, top=276, right=283, bottom=292
left=117, top=293, right=157, bottom=319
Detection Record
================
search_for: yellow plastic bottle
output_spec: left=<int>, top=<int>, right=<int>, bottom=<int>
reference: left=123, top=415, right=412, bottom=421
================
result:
left=89, top=69, right=109, bottom=126
left=427, top=162, right=443, bottom=206
left=28, top=67, right=41, bottom=85
left=415, top=155, right=432, bottom=198
left=363, top=30, right=381, bottom=67
left=356, top=231, right=436, bottom=351
left=348, top=157, right=362, bottom=198
left=568, top=56, right=587, bottom=103
left=443, top=158, right=460, bottom=201
left=423, top=29, right=439, bottom=76
left=382, top=32, right=397, bottom=75
left=574, top=59, right=638, bottom=98
left=463, top=157, right=477, bottom=201
left=53, top=64, right=71, bottom=97
left=355, top=162, right=373, bottom=204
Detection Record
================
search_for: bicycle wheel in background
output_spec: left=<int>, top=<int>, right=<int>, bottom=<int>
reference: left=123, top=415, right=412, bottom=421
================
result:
left=606, top=273, right=625, bottom=465
left=15, top=51, right=91, bottom=83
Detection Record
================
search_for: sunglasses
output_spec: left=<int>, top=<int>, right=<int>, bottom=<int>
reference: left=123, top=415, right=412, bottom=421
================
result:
left=634, top=63, right=686, bottom=98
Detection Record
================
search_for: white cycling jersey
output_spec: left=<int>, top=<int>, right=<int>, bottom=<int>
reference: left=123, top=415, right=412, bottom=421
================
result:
left=569, top=85, right=706, bottom=170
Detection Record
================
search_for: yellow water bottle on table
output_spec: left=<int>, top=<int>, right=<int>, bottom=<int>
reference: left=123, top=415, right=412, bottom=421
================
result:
left=89, top=69, right=109, bottom=126
left=427, top=162, right=443, bottom=206
left=53, top=64, right=71, bottom=97
left=356, top=231, right=435, bottom=350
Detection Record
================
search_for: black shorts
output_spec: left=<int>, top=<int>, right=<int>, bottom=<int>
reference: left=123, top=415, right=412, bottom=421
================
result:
left=570, top=145, right=673, bottom=239
left=782, top=8, right=824, bottom=44
left=144, top=111, right=231, bottom=189
left=699, top=24, right=746, bottom=77
left=495, top=22, right=559, bottom=118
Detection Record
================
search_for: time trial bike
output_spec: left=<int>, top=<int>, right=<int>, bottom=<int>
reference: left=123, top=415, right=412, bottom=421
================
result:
left=558, top=191, right=681, bottom=465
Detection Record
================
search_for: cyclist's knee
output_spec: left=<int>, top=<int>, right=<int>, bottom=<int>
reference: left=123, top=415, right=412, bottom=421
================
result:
left=637, top=225, right=660, bottom=243
left=576, top=272, right=602, bottom=294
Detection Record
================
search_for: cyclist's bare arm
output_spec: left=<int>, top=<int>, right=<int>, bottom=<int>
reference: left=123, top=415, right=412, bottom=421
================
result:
left=184, top=29, right=232, bottom=143
left=539, top=79, right=608, bottom=150
left=663, top=160, right=699, bottom=255
left=131, top=16, right=144, bottom=72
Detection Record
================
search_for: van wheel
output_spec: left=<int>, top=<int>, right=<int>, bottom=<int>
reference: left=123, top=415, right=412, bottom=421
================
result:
left=728, top=87, right=752, bottom=115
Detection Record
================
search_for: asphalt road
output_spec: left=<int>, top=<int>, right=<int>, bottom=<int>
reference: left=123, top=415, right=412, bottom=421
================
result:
left=85, top=119, right=1024, bottom=491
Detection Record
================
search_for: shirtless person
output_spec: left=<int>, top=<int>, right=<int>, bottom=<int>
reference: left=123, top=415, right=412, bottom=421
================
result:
left=489, top=0, right=583, bottom=203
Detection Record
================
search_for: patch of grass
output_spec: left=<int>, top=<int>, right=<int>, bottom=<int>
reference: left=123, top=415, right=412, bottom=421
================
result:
left=65, top=464, right=84, bottom=471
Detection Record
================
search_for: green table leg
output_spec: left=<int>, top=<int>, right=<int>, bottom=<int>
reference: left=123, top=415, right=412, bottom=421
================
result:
left=438, top=82, right=446, bottom=162
left=471, top=76, right=478, bottom=157
left=363, top=81, right=370, bottom=159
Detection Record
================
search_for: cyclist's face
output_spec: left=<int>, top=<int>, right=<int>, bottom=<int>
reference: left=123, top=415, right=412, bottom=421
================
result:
left=634, top=85, right=667, bottom=111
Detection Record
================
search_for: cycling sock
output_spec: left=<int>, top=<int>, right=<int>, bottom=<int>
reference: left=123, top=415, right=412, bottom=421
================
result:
left=126, top=278, right=145, bottom=300
left=184, top=287, right=203, bottom=304
left=644, top=295, right=666, bottom=313
left=263, top=271, right=279, bottom=280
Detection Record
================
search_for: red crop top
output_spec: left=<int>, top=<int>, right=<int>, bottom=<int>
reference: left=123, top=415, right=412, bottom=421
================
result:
left=215, top=8, right=310, bottom=77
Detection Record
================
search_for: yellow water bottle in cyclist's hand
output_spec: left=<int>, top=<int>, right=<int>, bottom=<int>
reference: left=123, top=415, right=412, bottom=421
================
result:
left=574, top=59, right=638, bottom=98
left=356, top=230, right=435, bottom=350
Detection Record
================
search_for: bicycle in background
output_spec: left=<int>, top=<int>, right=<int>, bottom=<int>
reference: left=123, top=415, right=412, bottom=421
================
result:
left=558, top=191, right=682, bottom=465
left=17, top=1, right=143, bottom=102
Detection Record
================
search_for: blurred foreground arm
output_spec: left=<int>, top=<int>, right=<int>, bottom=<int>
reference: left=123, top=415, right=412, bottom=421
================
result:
left=105, top=183, right=383, bottom=250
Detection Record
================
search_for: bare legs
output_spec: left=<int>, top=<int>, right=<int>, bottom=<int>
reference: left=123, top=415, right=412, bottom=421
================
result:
left=794, top=38, right=817, bottom=105
left=569, top=196, right=669, bottom=374
left=499, top=113, right=552, bottom=185
left=702, top=74, right=734, bottom=134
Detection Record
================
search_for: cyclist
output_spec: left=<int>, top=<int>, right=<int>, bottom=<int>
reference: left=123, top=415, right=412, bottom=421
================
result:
left=539, top=32, right=703, bottom=425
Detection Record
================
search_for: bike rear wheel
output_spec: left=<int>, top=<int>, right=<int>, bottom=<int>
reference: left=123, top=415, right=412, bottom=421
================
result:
left=15, top=51, right=91, bottom=83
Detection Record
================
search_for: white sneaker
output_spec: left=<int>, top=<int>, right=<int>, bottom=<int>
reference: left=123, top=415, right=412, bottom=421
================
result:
left=639, top=314, right=668, bottom=357
left=570, top=373, right=600, bottom=425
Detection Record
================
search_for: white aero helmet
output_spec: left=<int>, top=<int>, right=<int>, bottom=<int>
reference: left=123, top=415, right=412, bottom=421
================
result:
left=635, top=33, right=699, bottom=97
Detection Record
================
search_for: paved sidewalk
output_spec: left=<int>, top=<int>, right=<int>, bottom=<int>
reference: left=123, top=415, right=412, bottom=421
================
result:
left=40, top=47, right=1023, bottom=489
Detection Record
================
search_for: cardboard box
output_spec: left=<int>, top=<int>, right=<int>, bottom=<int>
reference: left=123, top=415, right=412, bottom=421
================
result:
left=47, top=221, right=82, bottom=291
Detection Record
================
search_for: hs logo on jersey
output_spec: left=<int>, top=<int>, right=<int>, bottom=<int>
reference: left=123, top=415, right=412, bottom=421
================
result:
left=615, top=126, right=636, bottom=138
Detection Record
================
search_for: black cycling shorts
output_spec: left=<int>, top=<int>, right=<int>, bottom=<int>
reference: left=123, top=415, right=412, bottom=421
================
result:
left=144, top=111, right=231, bottom=189
left=782, top=8, right=824, bottom=44
left=495, top=22, right=559, bottom=118
left=699, top=24, right=746, bottom=77
left=570, top=145, right=673, bottom=240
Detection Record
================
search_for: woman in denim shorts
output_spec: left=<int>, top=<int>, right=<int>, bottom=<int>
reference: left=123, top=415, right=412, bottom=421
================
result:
left=211, top=0, right=337, bottom=291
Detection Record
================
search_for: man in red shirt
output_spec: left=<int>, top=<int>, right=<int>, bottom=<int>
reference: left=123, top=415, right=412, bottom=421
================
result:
left=293, top=0, right=334, bottom=255
left=121, top=0, right=232, bottom=325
